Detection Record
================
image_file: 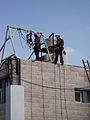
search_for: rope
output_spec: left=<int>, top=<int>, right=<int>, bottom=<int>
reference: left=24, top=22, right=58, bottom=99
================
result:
left=19, top=30, right=27, bottom=41
left=54, top=64, right=57, bottom=120
left=59, top=65, right=63, bottom=120
left=41, top=61, right=45, bottom=120
left=18, top=30, right=24, bottom=48
left=30, top=61, right=32, bottom=120
left=63, top=66, right=68, bottom=120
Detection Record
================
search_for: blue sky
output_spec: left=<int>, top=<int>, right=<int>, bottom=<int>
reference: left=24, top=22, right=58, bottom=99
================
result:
left=0, top=0, right=90, bottom=66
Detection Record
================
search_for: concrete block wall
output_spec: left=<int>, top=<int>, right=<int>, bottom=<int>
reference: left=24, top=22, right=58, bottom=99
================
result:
left=21, top=60, right=90, bottom=120
left=0, top=104, right=5, bottom=120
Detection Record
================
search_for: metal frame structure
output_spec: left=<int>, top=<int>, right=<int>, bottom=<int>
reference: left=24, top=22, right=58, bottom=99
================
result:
left=0, top=26, right=54, bottom=63
left=82, top=59, right=90, bottom=84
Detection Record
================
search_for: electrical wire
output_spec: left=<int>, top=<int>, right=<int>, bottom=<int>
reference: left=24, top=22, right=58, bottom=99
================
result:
left=21, top=78, right=74, bottom=91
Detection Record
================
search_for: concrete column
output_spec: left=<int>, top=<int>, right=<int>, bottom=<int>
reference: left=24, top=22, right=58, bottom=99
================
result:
left=6, top=85, right=24, bottom=120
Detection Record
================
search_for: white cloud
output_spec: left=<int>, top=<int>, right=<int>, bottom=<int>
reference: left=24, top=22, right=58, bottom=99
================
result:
left=65, top=47, right=75, bottom=55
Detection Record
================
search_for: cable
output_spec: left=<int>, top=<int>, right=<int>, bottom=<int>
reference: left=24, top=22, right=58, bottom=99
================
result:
left=59, top=65, right=63, bottom=120
left=21, top=79, right=74, bottom=91
left=18, top=30, right=24, bottom=48
left=30, top=61, right=32, bottom=120
left=63, top=66, right=68, bottom=120
left=54, top=64, right=57, bottom=120
left=41, top=61, right=45, bottom=120
left=19, top=30, right=27, bottom=41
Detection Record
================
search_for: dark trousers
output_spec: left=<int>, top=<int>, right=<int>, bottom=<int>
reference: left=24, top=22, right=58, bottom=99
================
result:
left=34, top=47, right=39, bottom=60
left=55, top=47, right=63, bottom=65
left=35, top=50, right=39, bottom=60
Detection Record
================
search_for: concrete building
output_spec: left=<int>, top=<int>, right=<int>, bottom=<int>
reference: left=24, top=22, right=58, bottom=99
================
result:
left=0, top=56, right=90, bottom=120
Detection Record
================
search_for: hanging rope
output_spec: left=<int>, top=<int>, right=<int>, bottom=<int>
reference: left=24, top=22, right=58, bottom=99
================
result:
left=30, top=61, right=32, bottom=120
left=54, top=64, right=57, bottom=120
left=63, top=66, right=68, bottom=120
left=18, top=30, right=34, bottom=51
left=59, top=65, right=63, bottom=120
left=41, top=61, right=45, bottom=120
left=18, top=30, right=24, bottom=48
left=19, top=30, right=27, bottom=41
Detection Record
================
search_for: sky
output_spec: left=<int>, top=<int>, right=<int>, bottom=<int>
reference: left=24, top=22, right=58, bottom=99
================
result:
left=0, top=0, right=90, bottom=66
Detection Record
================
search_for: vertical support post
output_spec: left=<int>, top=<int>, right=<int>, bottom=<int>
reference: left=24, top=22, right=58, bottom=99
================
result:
left=52, top=33, right=55, bottom=60
left=44, top=40, right=52, bottom=62
left=8, top=28, right=16, bottom=56
left=1, top=27, right=9, bottom=62
left=6, top=85, right=24, bottom=120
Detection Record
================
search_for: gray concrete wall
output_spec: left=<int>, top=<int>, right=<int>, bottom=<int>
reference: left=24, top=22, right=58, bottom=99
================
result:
left=21, top=60, right=90, bottom=120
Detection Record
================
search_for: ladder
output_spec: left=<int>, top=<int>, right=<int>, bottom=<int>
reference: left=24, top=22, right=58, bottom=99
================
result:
left=82, top=59, right=90, bottom=84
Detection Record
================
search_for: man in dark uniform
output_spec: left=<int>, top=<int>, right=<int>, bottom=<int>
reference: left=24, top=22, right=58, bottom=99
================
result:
left=34, top=33, right=40, bottom=60
left=54, top=35, right=64, bottom=65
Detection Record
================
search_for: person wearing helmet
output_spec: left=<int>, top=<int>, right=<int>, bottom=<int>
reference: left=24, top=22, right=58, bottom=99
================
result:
left=54, top=35, right=64, bottom=65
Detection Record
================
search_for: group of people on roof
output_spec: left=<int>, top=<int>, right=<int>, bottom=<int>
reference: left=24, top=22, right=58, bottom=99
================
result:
left=32, top=33, right=66, bottom=65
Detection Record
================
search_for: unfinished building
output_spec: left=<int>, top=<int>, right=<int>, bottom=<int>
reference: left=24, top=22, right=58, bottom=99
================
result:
left=0, top=26, right=90, bottom=120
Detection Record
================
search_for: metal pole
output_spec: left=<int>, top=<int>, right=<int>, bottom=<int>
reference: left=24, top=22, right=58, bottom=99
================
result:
left=0, top=29, right=17, bottom=53
left=28, top=51, right=34, bottom=60
left=44, top=40, right=52, bottom=62
left=82, top=59, right=90, bottom=84
left=1, top=27, right=9, bottom=62
left=8, top=28, right=16, bottom=56
left=8, top=25, right=35, bottom=34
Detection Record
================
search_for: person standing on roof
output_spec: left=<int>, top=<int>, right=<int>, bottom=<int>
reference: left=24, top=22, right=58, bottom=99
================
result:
left=34, top=33, right=41, bottom=60
left=54, top=35, right=64, bottom=65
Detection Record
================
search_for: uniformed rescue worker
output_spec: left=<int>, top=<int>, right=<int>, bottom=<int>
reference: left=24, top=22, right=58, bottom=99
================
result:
left=54, top=35, right=64, bottom=65
left=34, top=33, right=40, bottom=60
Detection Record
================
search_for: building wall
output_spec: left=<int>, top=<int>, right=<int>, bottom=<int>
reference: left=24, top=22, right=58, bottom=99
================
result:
left=0, top=104, right=5, bottom=120
left=21, top=60, right=90, bottom=120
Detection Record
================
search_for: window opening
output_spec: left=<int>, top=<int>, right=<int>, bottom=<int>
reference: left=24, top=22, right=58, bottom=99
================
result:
left=75, top=89, right=90, bottom=103
left=75, top=90, right=82, bottom=102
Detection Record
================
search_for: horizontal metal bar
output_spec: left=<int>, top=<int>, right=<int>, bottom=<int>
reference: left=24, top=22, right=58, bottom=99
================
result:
left=7, top=25, right=35, bottom=33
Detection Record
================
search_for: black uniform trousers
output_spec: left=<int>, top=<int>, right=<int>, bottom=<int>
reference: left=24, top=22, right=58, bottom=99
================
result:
left=54, top=47, right=64, bottom=65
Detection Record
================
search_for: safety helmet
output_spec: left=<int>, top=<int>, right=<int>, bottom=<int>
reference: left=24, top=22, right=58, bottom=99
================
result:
left=40, top=32, right=44, bottom=36
left=34, top=32, right=38, bottom=36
